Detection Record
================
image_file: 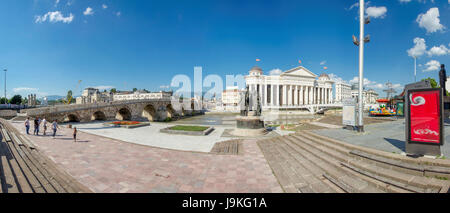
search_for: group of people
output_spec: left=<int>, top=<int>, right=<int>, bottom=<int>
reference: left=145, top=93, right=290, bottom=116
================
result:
left=24, top=117, right=78, bottom=142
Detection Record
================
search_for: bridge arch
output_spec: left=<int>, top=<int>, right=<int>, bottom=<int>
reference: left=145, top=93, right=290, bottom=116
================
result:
left=142, top=104, right=156, bottom=121
left=64, top=114, right=80, bottom=123
left=91, top=111, right=107, bottom=121
left=166, top=104, right=176, bottom=118
left=115, top=108, right=132, bottom=121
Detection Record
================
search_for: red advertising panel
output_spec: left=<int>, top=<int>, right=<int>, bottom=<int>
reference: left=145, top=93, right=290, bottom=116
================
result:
left=408, top=89, right=442, bottom=145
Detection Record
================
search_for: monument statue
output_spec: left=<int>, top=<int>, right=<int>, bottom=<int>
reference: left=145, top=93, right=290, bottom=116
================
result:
left=256, top=95, right=262, bottom=116
left=440, top=64, right=447, bottom=96
left=232, top=86, right=266, bottom=136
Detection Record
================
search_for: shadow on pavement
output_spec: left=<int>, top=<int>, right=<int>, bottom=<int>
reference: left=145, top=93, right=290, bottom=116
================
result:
left=383, top=138, right=406, bottom=152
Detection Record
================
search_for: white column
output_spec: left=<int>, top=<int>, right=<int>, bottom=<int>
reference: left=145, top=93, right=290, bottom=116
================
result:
left=294, top=86, right=298, bottom=106
left=299, top=86, right=303, bottom=105
left=287, top=85, right=292, bottom=106
left=321, top=88, right=325, bottom=104
left=275, top=84, right=279, bottom=106
left=282, top=85, right=287, bottom=106
left=263, top=84, right=267, bottom=106
left=309, top=86, right=312, bottom=105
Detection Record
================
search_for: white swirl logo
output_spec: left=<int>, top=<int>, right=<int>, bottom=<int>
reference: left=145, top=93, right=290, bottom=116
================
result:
left=413, top=129, right=438, bottom=136
left=410, top=94, right=426, bottom=106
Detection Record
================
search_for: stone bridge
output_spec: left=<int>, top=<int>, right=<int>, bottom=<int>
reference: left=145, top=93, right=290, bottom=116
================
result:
left=22, top=99, right=202, bottom=123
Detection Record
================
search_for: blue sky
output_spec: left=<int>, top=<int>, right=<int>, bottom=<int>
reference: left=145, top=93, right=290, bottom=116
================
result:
left=0, top=0, right=449, bottom=98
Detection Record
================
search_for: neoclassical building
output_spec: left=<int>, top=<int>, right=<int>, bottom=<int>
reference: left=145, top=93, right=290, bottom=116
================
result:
left=245, top=66, right=334, bottom=111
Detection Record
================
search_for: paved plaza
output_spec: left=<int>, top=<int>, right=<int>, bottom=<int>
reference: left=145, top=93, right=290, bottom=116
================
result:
left=68, top=121, right=235, bottom=153
left=312, top=119, right=450, bottom=157
left=10, top=121, right=282, bottom=193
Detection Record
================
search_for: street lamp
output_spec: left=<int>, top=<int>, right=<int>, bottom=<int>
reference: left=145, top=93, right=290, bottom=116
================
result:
left=3, top=69, right=6, bottom=104
left=351, top=0, right=370, bottom=132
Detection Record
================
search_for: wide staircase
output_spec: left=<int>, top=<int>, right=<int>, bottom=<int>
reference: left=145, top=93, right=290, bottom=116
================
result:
left=0, top=118, right=91, bottom=193
left=258, top=131, right=450, bottom=193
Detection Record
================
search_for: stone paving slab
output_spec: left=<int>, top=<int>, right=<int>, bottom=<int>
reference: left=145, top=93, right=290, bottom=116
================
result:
left=311, top=119, right=450, bottom=157
left=10, top=121, right=282, bottom=193
left=64, top=122, right=236, bottom=153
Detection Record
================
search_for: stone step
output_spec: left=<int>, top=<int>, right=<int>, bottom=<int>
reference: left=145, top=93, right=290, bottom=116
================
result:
left=0, top=140, right=22, bottom=193
left=287, top=135, right=419, bottom=193
left=7, top=139, right=60, bottom=193
left=3, top=137, right=41, bottom=193
left=299, top=131, right=449, bottom=191
left=0, top=142, right=20, bottom=193
left=271, top=139, right=337, bottom=193
left=0, top=119, right=91, bottom=193
left=303, top=131, right=450, bottom=168
left=280, top=136, right=384, bottom=193
left=258, top=139, right=311, bottom=193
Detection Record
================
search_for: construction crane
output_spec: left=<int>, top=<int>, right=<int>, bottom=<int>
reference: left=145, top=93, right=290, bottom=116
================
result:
left=383, top=81, right=397, bottom=100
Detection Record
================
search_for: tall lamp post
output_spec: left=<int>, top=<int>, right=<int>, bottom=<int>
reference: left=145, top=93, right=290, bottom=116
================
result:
left=352, top=0, right=370, bottom=132
left=3, top=69, right=6, bottom=104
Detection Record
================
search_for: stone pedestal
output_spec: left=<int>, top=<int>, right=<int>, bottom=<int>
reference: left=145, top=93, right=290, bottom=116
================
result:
left=231, top=112, right=267, bottom=137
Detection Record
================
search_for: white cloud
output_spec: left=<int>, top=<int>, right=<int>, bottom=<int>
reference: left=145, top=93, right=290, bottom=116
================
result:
left=416, top=8, right=445, bottom=33
left=83, top=7, right=94, bottom=16
left=349, top=77, right=374, bottom=86
left=35, top=11, right=74, bottom=24
left=13, top=87, right=38, bottom=93
left=116, top=12, right=122, bottom=17
left=160, top=85, right=170, bottom=89
left=54, top=0, right=60, bottom=7
left=320, top=61, right=327, bottom=65
left=366, top=6, right=387, bottom=19
left=269, top=69, right=283, bottom=76
left=427, top=45, right=449, bottom=57
left=328, top=73, right=346, bottom=84
left=399, top=0, right=412, bottom=3
left=102, top=4, right=108, bottom=9
left=423, top=60, right=441, bottom=72
left=407, top=37, right=427, bottom=58
left=91, top=86, right=115, bottom=91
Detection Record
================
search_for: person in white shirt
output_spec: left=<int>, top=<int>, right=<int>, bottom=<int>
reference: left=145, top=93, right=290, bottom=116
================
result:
left=25, top=117, right=30, bottom=135
left=42, top=118, right=48, bottom=136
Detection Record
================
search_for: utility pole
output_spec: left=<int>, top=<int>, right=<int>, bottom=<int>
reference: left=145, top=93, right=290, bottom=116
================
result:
left=357, top=0, right=365, bottom=132
left=3, top=69, right=6, bottom=104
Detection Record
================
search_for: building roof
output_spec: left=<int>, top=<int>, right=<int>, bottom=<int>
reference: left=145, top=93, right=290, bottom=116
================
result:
left=250, top=66, right=262, bottom=71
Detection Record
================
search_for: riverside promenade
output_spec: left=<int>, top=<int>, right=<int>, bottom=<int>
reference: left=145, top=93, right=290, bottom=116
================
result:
left=9, top=121, right=282, bottom=193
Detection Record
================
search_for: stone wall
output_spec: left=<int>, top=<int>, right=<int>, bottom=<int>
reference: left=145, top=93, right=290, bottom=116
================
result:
left=0, top=110, right=18, bottom=119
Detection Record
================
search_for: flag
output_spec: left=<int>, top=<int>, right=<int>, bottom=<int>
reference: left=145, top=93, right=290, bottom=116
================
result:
left=256, top=59, right=261, bottom=62
left=324, top=67, right=328, bottom=70
left=298, top=60, right=302, bottom=64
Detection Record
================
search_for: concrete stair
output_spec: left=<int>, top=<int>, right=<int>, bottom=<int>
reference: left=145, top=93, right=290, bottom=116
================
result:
left=257, top=131, right=450, bottom=193
left=0, top=118, right=91, bottom=193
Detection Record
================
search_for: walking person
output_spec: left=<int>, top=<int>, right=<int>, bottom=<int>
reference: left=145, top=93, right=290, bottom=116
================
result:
left=73, top=127, right=77, bottom=142
left=25, top=117, right=30, bottom=135
left=34, top=117, right=40, bottom=135
left=42, top=118, right=48, bottom=136
left=52, top=120, right=59, bottom=139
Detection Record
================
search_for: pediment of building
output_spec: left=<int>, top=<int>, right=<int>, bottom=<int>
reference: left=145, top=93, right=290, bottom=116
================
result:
left=281, top=66, right=318, bottom=78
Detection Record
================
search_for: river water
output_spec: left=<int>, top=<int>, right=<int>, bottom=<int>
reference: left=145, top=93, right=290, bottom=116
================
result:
left=173, top=112, right=325, bottom=126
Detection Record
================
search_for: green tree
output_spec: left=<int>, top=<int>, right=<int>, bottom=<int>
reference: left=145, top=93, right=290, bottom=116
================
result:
left=10, top=95, right=22, bottom=105
left=110, top=88, right=117, bottom=94
left=133, top=88, right=138, bottom=92
left=0, top=97, right=8, bottom=104
left=422, top=78, right=438, bottom=88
